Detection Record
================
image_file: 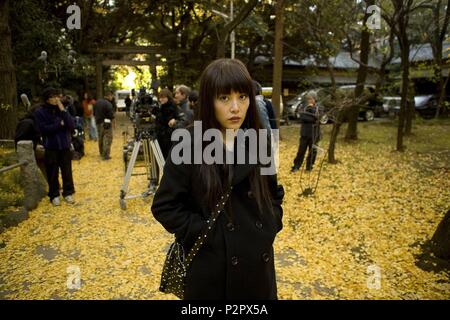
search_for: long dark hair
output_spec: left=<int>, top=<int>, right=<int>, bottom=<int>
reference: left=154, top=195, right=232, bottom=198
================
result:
left=197, top=58, right=273, bottom=216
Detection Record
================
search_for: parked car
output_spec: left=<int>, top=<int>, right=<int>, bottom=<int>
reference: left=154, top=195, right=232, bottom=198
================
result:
left=382, top=96, right=401, bottom=118
left=286, top=85, right=382, bottom=124
left=414, top=95, right=438, bottom=119
left=114, top=89, right=131, bottom=112
left=284, top=92, right=306, bottom=120
left=335, top=85, right=383, bottom=120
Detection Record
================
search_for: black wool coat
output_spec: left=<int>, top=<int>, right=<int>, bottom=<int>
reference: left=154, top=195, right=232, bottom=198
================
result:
left=300, top=105, right=321, bottom=140
left=151, top=137, right=285, bottom=300
left=154, top=101, right=178, bottom=158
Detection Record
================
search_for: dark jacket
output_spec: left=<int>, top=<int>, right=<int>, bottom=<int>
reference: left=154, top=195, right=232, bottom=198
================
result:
left=175, top=100, right=194, bottom=129
left=125, top=97, right=132, bottom=110
left=93, top=98, right=115, bottom=125
left=256, top=95, right=271, bottom=131
left=300, top=104, right=321, bottom=140
left=34, top=103, right=74, bottom=150
left=154, top=101, right=178, bottom=133
left=154, top=101, right=179, bottom=158
left=151, top=133, right=285, bottom=300
left=264, top=98, right=278, bottom=130
left=14, top=112, right=41, bottom=149
left=74, top=100, right=84, bottom=118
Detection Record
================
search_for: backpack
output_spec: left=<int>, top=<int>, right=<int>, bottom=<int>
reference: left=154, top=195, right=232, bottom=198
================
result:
left=14, top=115, right=41, bottom=150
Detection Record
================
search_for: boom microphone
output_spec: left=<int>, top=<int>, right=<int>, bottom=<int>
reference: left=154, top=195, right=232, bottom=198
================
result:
left=20, top=93, right=31, bottom=109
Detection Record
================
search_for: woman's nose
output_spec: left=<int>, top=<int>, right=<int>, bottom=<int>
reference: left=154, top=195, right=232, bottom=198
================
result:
left=230, top=97, right=239, bottom=112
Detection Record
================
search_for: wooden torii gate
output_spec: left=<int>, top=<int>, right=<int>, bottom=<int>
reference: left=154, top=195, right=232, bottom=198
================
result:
left=88, top=45, right=162, bottom=98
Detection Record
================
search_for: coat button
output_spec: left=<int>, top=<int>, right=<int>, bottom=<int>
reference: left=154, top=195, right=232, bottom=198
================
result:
left=255, top=221, right=263, bottom=229
left=231, top=256, right=239, bottom=266
left=262, top=252, right=270, bottom=263
left=247, top=191, right=254, bottom=199
left=226, top=222, right=235, bottom=232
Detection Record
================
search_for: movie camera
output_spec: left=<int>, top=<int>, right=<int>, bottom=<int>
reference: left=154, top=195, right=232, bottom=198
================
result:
left=130, top=88, right=159, bottom=140
left=120, top=87, right=165, bottom=210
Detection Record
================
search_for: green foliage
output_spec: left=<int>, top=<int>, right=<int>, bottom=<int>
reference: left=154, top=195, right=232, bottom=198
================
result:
left=10, top=0, right=65, bottom=98
left=10, top=0, right=449, bottom=99
left=283, top=0, right=355, bottom=63
left=0, top=149, right=24, bottom=216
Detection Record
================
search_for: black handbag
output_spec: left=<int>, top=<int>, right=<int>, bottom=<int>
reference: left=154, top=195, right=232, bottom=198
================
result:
left=159, top=186, right=233, bottom=299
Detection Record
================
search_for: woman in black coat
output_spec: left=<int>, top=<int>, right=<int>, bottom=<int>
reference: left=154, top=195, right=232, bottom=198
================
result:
left=155, top=88, right=179, bottom=159
left=151, top=58, right=285, bottom=300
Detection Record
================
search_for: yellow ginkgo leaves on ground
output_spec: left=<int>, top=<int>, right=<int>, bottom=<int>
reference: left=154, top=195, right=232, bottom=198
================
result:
left=0, top=116, right=449, bottom=300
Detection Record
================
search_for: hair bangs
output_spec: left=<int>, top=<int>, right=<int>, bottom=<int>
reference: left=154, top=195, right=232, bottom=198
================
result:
left=212, top=62, right=254, bottom=97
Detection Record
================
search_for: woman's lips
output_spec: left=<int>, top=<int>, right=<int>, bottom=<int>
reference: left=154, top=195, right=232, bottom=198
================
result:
left=228, top=117, right=241, bottom=122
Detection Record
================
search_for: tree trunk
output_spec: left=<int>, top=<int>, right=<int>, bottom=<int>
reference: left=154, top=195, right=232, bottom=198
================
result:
left=435, top=68, right=449, bottom=118
left=345, top=0, right=373, bottom=141
left=328, top=119, right=343, bottom=164
left=95, top=58, right=103, bottom=99
left=397, top=41, right=409, bottom=151
left=214, top=0, right=258, bottom=59
left=272, top=0, right=284, bottom=130
left=167, top=60, right=175, bottom=91
left=216, top=34, right=227, bottom=59
left=327, top=64, right=340, bottom=164
left=431, top=209, right=450, bottom=260
left=394, top=0, right=411, bottom=152
left=432, top=0, right=450, bottom=118
left=0, top=0, right=18, bottom=139
left=404, top=81, right=415, bottom=136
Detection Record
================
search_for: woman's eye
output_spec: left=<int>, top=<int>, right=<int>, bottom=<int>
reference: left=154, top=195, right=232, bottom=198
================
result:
left=239, top=94, right=248, bottom=100
left=218, top=95, right=229, bottom=102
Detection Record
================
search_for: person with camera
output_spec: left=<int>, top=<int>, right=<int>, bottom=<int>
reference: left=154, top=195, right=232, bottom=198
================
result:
left=33, top=87, right=76, bottom=206
left=291, top=91, right=322, bottom=172
left=151, top=59, right=284, bottom=299
left=94, top=92, right=115, bottom=160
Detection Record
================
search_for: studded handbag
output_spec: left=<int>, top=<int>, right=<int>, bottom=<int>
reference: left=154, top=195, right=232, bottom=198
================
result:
left=159, top=186, right=233, bottom=299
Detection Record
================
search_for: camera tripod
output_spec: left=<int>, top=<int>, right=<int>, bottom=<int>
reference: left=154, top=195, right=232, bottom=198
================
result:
left=119, top=131, right=165, bottom=210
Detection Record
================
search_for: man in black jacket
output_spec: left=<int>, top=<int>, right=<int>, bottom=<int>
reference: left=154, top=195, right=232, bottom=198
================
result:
left=291, top=92, right=322, bottom=172
left=94, top=92, right=115, bottom=160
left=15, top=105, right=41, bottom=150
left=34, top=87, right=76, bottom=206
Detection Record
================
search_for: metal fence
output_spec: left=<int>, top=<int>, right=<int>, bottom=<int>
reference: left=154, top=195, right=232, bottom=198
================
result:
left=0, top=160, right=28, bottom=174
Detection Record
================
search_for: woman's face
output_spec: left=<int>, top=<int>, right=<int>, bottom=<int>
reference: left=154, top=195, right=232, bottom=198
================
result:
left=214, top=90, right=249, bottom=132
left=159, top=96, right=168, bottom=105
left=47, top=96, right=59, bottom=106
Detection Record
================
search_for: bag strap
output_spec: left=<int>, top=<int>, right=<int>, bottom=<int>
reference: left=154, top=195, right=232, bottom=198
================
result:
left=183, top=186, right=233, bottom=267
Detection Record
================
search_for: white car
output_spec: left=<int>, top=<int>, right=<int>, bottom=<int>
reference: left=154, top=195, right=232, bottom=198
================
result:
left=115, top=90, right=131, bottom=112
left=382, top=96, right=401, bottom=117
